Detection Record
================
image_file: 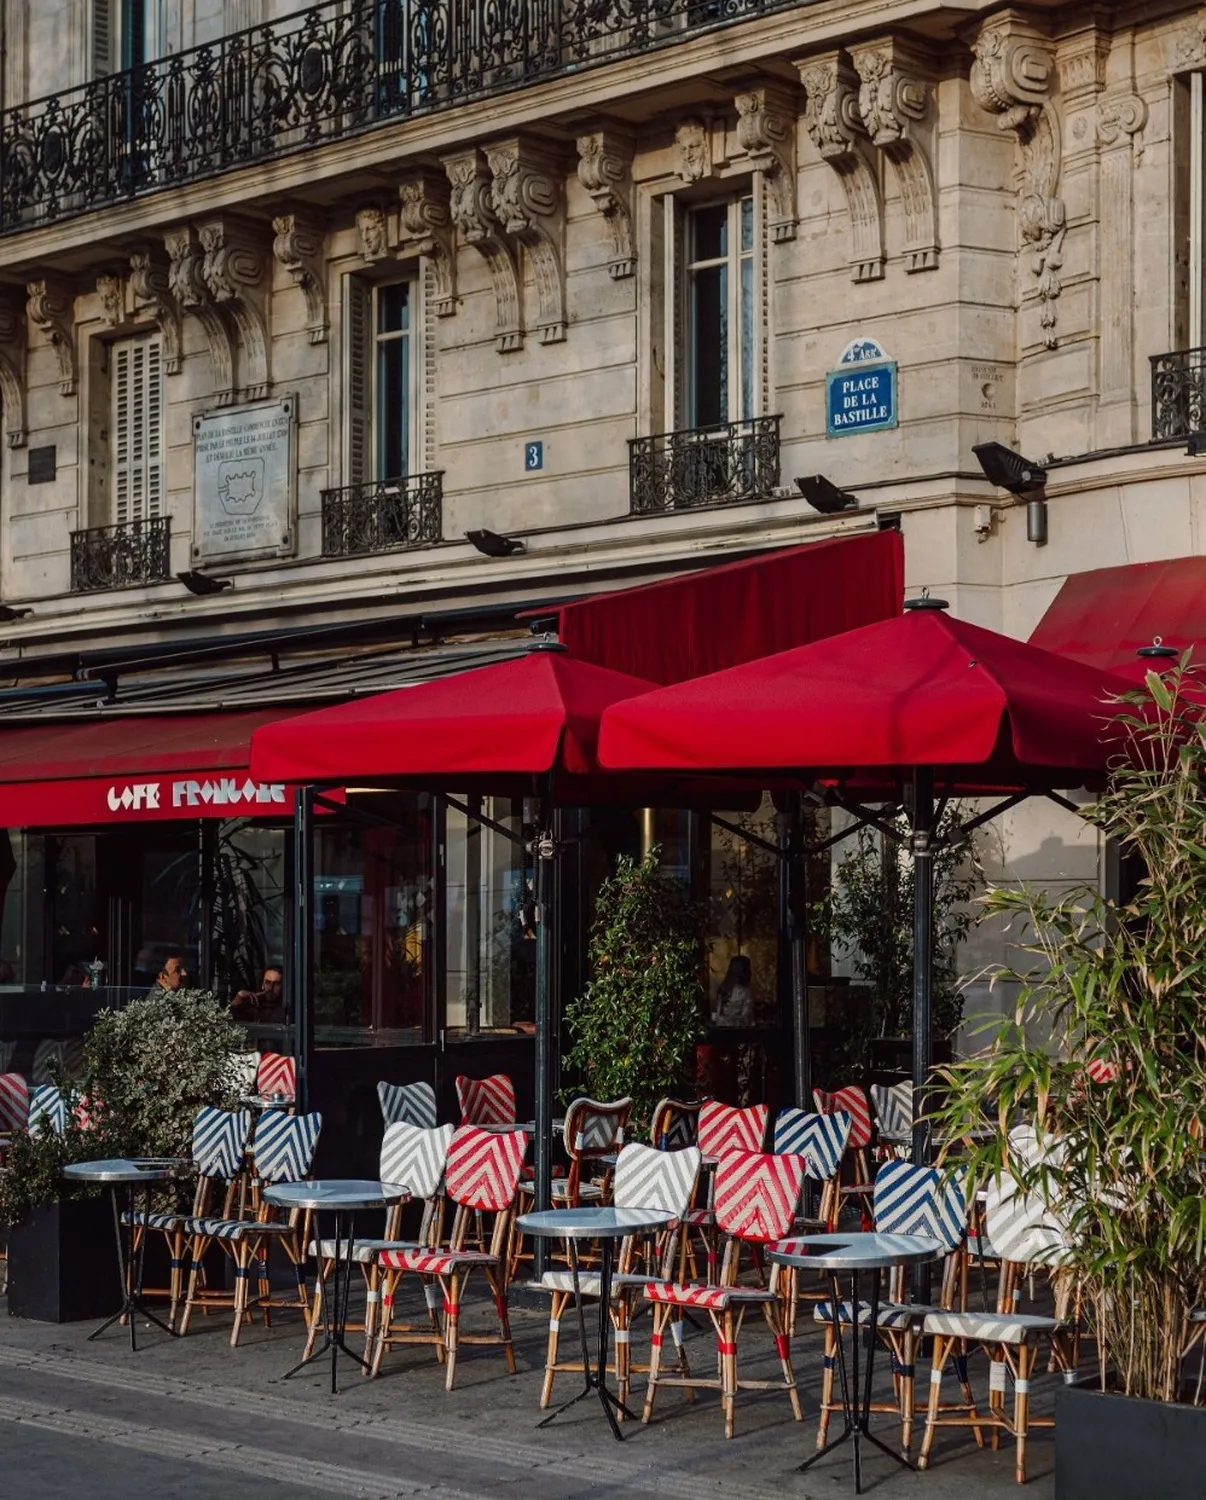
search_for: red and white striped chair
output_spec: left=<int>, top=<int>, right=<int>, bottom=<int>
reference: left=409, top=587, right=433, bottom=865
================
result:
left=256, top=1052, right=296, bottom=1102
left=815, top=1085, right=875, bottom=1218
left=642, top=1149, right=806, bottom=1438
left=0, top=1072, right=30, bottom=1140
left=372, top=1123, right=527, bottom=1390
left=455, top=1072, right=516, bottom=1126
left=687, top=1102, right=769, bottom=1278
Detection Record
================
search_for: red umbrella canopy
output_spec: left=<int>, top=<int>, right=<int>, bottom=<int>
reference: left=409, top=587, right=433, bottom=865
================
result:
left=250, top=650, right=657, bottom=784
left=598, top=608, right=1133, bottom=781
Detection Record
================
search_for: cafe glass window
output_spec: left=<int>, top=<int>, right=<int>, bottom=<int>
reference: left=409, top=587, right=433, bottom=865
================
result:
left=707, top=796, right=780, bottom=1026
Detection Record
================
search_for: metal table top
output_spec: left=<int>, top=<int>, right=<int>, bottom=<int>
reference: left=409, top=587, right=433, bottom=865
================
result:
left=63, top=1158, right=184, bottom=1185
left=768, top=1232, right=943, bottom=1272
left=518, top=1206, right=676, bottom=1240
left=262, top=1179, right=410, bottom=1212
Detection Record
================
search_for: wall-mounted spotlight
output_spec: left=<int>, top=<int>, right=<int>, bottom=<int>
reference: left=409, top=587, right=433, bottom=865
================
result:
left=795, top=474, right=858, bottom=514
left=1187, top=432, right=1206, bottom=457
left=972, top=441, right=1049, bottom=546
left=466, top=529, right=526, bottom=557
left=0, top=605, right=33, bottom=622
left=177, top=570, right=233, bottom=596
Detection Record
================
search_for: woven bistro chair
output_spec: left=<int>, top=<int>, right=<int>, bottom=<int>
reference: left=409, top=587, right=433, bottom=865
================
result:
left=774, top=1108, right=853, bottom=1332
left=686, top=1102, right=769, bottom=1281
left=255, top=1052, right=297, bottom=1103
left=870, top=1081, right=914, bottom=1159
left=536, top=1141, right=702, bottom=1413
left=304, top=1121, right=454, bottom=1361
left=918, top=1146, right=1077, bottom=1484
left=642, top=1149, right=805, bottom=1439
left=178, top=1110, right=322, bottom=1346
left=815, top=1084, right=874, bottom=1185
left=27, top=1083, right=66, bottom=1135
left=812, top=1160, right=970, bottom=1459
left=650, top=1097, right=704, bottom=1150
left=377, top=1080, right=438, bottom=1129
left=0, top=1072, right=30, bottom=1153
left=554, top=1095, right=632, bottom=1207
left=372, top=1124, right=527, bottom=1390
left=455, top=1072, right=516, bottom=1126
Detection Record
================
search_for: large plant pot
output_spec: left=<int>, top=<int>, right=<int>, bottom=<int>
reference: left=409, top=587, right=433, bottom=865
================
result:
left=6, top=1196, right=123, bottom=1323
left=1055, top=1379, right=1206, bottom=1500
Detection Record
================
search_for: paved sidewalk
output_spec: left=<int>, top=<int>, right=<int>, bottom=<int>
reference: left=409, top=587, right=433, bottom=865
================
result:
left=0, top=1288, right=1056, bottom=1500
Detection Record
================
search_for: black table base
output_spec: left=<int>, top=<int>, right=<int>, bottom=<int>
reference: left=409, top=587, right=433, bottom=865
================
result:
left=282, top=1209, right=368, bottom=1395
left=537, top=1238, right=636, bottom=1441
left=798, top=1267, right=914, bottom=1494
left=90, top=1182, right=179, bottom=1350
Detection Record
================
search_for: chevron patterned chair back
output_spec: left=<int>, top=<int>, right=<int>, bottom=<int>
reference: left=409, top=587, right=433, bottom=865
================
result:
left=256, top=1052, right=297, bottom=1100
left=773, top=1108, right=851, bottom=1182
left=445, top=1123, right=527, bottom=1211
left=251, top=1109, right=321, bottom=1184
left=381, top=1121, right=454, bottom=1201
left=698, top=1101, right=768, bottom=1157
left=28, top=1083, right=66, bottom=1135
left=713, top=1150, right=805, bottom=1244
left=984, top=1166, right=1071, bottom=1269
left=650, top=1097, right=703, bottom=1150
left=0, top=1072, right=30, bottom=1134
left=193, top=1106, right=253, bottom=1181
left=455, top=1073, right=516, bottom=1126
left=813, top=1085, right=873, bottom=1148
left=873, top=1160, right=967, bottom=1252
left=615, top=1141, right=701, bottom=1218
left=378, top=1079, right=438, bottom=1129
left=870, top=1081, right=913, bottom=1140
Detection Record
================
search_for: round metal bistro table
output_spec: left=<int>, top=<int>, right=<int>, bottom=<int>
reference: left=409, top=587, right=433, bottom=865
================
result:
left=517, top=1206, right=676, bottom=1441
left=263, top=1179, right=409, bottom=1394
left=768, top=1232, right=943, bottom=1494
left=62, top=1157, right=187, bottom=1350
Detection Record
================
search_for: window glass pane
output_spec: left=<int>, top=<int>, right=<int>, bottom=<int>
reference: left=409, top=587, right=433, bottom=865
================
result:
left=708, top=797, right=779, bottom=1028
left=741, top=255, right=754, bottom=422
left=214, top=822, right=286, bottom=997
left=376, top=332, right=410, bottom=478
left=690, top=204, right=727, bottom=263
left=740, top=196, right=754, bottom=253
left=690, top=263, right=727, bottom=427
left=377, top=281, right=410, bottom=335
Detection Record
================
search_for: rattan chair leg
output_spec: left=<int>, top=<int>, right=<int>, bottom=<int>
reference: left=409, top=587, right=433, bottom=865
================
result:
left=643, top=1304, right=667, bottom=1423
left=917, top=1333, right=950, bottom=1471
left=444, top=1273, right=461, bottom=1391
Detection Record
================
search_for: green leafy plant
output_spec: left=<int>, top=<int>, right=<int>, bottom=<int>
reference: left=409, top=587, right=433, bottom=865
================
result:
left=934, top=666, right=1206, bottom=1403
left=562, top=848, right=706, bottom=1133
left=0, top=1104, right=129, bottom=1226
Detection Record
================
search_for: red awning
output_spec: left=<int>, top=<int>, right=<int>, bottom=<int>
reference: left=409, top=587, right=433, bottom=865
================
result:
left=1029, top=557, right=1206, bottom=678
left=537, top=531, right=903, bottom=685
left=0, top=709, right=292, bottom=826
left=598, top=607, right=1132, bottom=785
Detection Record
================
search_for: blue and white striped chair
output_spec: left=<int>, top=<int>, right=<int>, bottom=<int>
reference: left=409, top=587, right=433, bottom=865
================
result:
left=178, top=1109, right=322, bottom=1346
left=377, top=1079, right=438, bottom=1129
left=27, top=1083, right=67, bottom=1136
left=774, top=1107, right=851, bottom=1230
left=813, top=1159, right=969, bottom=1458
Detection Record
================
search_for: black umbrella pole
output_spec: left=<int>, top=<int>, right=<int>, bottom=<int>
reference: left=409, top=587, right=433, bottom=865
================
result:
left=911, top=766, right=935, bottom=1171
left=532, top=831, right=555, bottom=1280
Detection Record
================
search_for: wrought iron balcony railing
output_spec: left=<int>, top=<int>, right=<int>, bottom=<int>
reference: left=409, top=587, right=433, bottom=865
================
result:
left=1, top=0, right=782, bottom=233
left=629, top=415, right=780, bottom=514
left=321, top=471, right=443, bottom=558
left=70, top=515, right=172, bottom=592
left=1150, top=347, right=1206, bottom=441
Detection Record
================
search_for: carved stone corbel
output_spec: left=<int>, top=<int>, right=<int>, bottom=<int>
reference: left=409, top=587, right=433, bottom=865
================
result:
left=674, top=118, right=713, bottom=184
left=444, top=147, right=523, bottom=353
left=968, top=13, right=1063, bottom=348
left=271, top=213, right=328, bottom=345
left=198, top=217, right=270, bottom=399
left=398, top=171, right=458, bottom=316
left=0, top=290, right=27, bottom=447
left=1097, top=92, right=1147, bottom=164
left=1174, top=17, right=1206, bottom=71
left=486, top=137, right=566, bottom=345
left=96, top=274, right=127, bottom=328
left=129, top=250, right=182, bottom=374
left=850, top=39, right=939, bottom=272
left=26, top=277, right=77, bottom=396
left=165, top=226, right=236, bottom=405
left=735, top=84, right=798, bottom=243
left=355, top=204, right=391, bottom=264
left=797, top=53, right=885, bottom=282
left=576, top=128, right=635, bottom=278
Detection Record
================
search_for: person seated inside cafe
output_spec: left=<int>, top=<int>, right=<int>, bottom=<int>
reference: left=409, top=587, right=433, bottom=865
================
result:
left=148, top=954, right=188, bottom=998
left=232, top=967, right=285, bottom=1024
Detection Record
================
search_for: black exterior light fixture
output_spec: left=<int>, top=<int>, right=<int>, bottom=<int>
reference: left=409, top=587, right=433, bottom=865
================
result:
left=795, top=474, right=858, bottom=514
left=1187, top=432, right=1206, bottom=457
left=466, top=529, right=526, bottom=557
left=972, top=441, right=1049, bottom=547
left=0, top=605, right=33, bottom=622
left=177, top=570, right=233, bottom=596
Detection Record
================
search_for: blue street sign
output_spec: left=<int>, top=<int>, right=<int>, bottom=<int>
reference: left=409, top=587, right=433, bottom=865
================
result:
left=524, top=441, right=544, bottom=471
left=826, top=360, right=897, bottom=437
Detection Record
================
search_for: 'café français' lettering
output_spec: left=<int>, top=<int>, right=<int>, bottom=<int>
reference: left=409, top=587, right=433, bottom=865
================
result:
left=105, top=779, right=287, bottom=814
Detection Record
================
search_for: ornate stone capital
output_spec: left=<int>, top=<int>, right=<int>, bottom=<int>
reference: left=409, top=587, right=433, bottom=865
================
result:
left=734, top=83, right=798, bottom=243
left=355, top=204, right=390, bottom=263
left=486, top=136, right=566, bottom=345
left=796, top=52, right=884, bottom=282
left=165, top=226, right=235, bottom=405
left=26, top=277, right=77, bottom=396
left=128, top=250, right=181, bottom=374
left=96, top=274, right=127, bottom=328
left=444, top=146, right=523, bottom=352
left=272, top=213, right=328, bottom=344
left=968, top=12, right=1054, bottom=131
left=850, top=37, right=939, bottom=272
left=674, top=118, right=712, bottom=183
left=1097, top=92, right=1147, bottom=164
left=576, top=127, right=636, bottom=278
left=1174, top=17, right=1206, bottom=71
left=197, top=216, right=270, bottom=400
left=398, top=170, right=458, bottom=316
left=1055, top=24, right=1110, bottom=106
left=0, top=289, right=27, bottom=447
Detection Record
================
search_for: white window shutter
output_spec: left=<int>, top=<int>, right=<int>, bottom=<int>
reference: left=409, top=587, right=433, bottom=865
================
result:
left=346, top=275, right=373, bottom=487
left=92, top=0, right=114, bottom=78
left=112, top=335, right=163, bottom=526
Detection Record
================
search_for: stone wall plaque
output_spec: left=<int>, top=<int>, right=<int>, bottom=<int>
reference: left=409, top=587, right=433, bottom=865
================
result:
left=192, top=397, right=296, bottom=565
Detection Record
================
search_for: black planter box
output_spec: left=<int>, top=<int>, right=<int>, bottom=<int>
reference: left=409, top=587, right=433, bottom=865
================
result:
left=6, top=1196, right=123, bottom=1323
left=1055, top=1379, right=1206, bottom=1500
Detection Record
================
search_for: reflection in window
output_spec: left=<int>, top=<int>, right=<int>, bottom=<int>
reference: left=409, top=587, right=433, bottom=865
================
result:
left=213, top=822, right=286, bottom=995
left=445, top=797, right=535, bottom=1035
left=707, top=796, right=780, bottom=1025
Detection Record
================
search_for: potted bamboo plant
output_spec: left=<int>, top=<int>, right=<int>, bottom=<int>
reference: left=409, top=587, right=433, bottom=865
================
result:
left=934, top=667, right=1206, bottom=1499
